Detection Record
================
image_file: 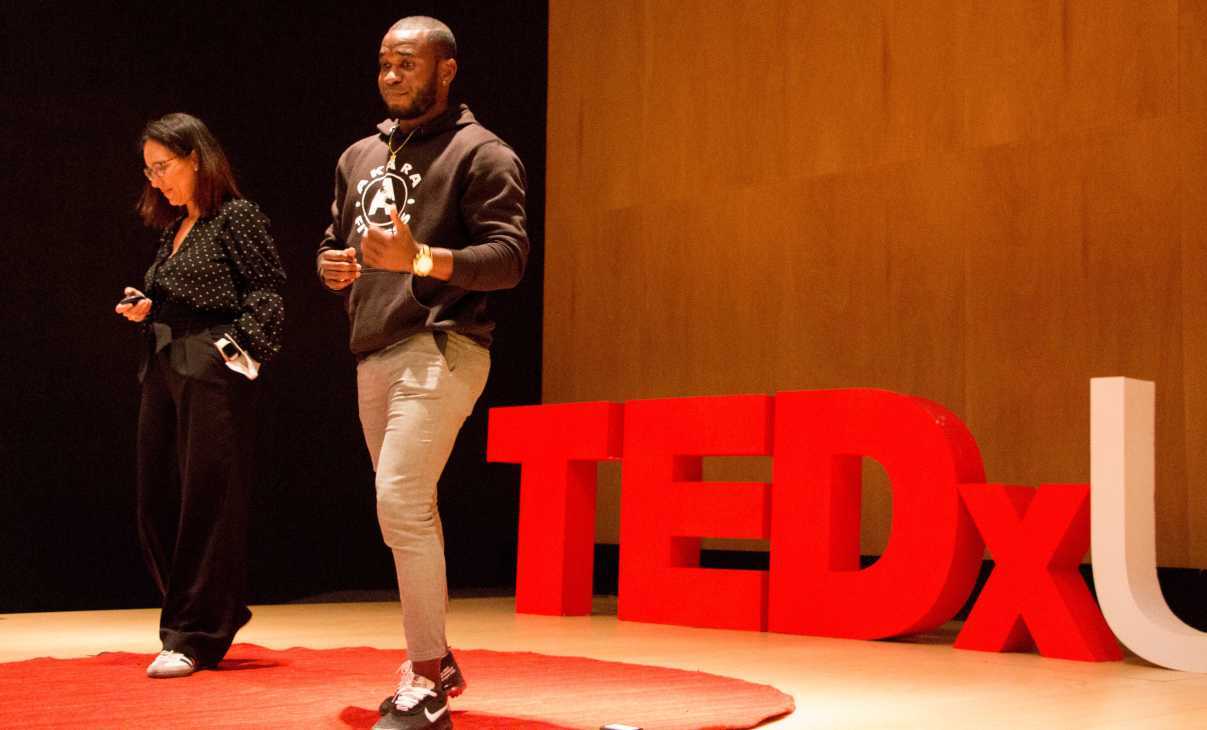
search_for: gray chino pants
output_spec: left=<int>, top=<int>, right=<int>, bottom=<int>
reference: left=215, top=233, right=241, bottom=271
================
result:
left=356, top=331, right=490, bottom=662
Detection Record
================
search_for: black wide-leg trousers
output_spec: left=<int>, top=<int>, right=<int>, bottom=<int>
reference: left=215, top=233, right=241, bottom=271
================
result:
left=135, top=331, right=256, bottom=667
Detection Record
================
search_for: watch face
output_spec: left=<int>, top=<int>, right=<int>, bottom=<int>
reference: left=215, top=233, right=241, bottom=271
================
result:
left=414, top=256, right=433, bottom=276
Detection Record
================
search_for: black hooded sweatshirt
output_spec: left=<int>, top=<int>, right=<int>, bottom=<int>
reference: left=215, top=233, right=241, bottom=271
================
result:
left=318, top=103, right=529, bottom=356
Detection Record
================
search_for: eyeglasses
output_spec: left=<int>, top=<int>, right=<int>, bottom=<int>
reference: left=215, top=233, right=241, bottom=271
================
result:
left=143, top=157, right=179, bottom=180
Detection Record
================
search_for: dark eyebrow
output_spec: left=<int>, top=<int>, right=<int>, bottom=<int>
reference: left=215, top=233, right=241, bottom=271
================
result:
left=379, top=48, right=418, bottom=59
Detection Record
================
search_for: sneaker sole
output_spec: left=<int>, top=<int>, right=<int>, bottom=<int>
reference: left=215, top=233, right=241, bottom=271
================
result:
left=147, top=666, right=196, bottom=679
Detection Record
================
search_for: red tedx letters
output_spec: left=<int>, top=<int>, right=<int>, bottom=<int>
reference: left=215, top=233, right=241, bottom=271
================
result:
left=487, top=401, right=623, bottom=616
left=769, top=389, right=985, bottom=639
left=620, top=395, right=773, bottom=631
left=954, top=483, right=1122, bottom=660
left=486, top=389, right=1121, bottom=662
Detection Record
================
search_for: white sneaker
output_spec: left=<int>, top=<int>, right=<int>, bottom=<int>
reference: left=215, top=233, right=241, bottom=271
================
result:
left=146, top=650, right=196, bottom=678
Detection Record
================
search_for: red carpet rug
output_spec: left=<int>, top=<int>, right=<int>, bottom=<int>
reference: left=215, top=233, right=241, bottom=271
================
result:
left=0, top=644, right=794, bottom=729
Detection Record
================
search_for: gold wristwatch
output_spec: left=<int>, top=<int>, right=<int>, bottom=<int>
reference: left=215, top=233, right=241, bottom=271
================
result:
left=413, top=243, right=433, bottom=276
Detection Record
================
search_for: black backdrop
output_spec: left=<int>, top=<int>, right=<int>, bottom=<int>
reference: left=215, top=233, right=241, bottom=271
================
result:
left=0, top=2, right=544, bottom=612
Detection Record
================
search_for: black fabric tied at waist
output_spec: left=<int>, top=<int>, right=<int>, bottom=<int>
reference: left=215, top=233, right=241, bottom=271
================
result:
left=149, top=307, right=235, bottom=355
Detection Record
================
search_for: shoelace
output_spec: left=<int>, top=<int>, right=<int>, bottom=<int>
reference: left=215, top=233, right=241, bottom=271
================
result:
left=157, top=650, right=194, bottom=666
left=390, top=662, right=436, bottom=711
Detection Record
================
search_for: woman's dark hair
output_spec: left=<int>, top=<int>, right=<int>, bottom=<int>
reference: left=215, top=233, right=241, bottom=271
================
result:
left=137, top=113, right=242, bottom=228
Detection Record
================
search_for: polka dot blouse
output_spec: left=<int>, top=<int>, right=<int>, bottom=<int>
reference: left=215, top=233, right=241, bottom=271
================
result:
left=144, top=198, right=286, bottom=362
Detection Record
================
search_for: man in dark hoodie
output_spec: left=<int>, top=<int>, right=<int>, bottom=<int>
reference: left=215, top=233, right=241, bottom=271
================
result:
left=316, top=16, right=528, bottom=730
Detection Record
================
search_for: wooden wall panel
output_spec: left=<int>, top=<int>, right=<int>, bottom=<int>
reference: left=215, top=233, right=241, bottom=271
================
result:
left=1182, top=118, right=1207, bottom=563
left=959, top=1, right=1178, bottom=146
left=960, top=134, right=1095, bottom=487
left=1180, top=0, right=1207, bottom=562
left=546, top=0, right=1207, bottom=567
left=1185, top=0, right=1207, bottom=116
left=1083, top=119, right=1187, bottom=564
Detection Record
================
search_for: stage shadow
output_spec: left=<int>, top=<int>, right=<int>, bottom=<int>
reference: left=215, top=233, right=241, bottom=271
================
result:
left=883, top=623, right=962, bottom=646
left=215, top=658, right=281, bottom=672
left=453, top=711, right=575, bottom=729
left=338, top=706, right=379, bottom=727
left=339, top=707, right=573, bottom=729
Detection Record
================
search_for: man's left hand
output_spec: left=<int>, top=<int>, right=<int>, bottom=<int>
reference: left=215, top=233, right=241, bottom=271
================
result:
left=362, top=208, right=419, bottom=272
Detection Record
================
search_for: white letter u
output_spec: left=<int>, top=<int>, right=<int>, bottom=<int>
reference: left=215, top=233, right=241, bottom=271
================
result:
left=1090, top=377, right=1207, bottom=672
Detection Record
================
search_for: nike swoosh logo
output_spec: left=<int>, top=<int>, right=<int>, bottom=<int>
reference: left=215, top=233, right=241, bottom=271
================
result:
left=425, top=702, right=449, bottom=722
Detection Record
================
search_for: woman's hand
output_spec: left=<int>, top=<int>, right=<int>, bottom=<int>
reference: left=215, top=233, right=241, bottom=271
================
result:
left=115, top=287, right=152, bottom=322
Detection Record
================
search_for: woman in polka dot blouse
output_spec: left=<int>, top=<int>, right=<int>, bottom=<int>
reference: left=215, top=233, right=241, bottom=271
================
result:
left=114, top=112, right=285, bottom=679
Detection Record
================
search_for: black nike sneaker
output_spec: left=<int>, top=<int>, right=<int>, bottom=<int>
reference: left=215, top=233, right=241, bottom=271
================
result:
left=379, top=649, right=466, bottom=714
left=373, top=662, right=452, bottom=730
left=439, top=649, right=467, bottom=698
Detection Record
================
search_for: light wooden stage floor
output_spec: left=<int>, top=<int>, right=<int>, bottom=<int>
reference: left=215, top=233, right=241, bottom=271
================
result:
left=3, top=596, right=1206, bottom=729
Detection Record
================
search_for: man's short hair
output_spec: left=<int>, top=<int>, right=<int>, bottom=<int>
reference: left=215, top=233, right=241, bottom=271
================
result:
left=390, top=16, right=457, bottom=60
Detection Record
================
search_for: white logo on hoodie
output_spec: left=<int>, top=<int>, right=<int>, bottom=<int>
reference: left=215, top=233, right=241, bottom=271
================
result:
left=353, top=163, right=423, bottom=235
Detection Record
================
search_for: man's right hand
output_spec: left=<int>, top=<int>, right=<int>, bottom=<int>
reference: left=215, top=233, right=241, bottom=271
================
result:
left=319, top=247, right=362, bottom=290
